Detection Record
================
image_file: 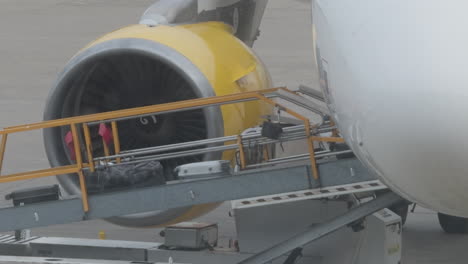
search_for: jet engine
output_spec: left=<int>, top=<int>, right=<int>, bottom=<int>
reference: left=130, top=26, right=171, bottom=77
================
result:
left=43, top=20, right=271, bottom=227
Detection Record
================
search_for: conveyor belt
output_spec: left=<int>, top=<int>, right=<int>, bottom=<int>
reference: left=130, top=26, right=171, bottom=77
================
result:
left=0, top=158, right=379, bottom=232
left=0, top=88, right=386, bottom=236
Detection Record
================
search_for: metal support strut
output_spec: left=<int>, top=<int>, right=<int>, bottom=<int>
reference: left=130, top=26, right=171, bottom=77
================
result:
left=238, top=192, right=403, bottom=264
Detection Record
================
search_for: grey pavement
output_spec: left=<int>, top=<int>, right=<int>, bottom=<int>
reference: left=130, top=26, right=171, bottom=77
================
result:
left=0, top=0, right=466, bottom=263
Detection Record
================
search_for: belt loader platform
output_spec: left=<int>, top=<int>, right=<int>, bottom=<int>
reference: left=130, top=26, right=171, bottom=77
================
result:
left=0, top=87, right=404, bottom=264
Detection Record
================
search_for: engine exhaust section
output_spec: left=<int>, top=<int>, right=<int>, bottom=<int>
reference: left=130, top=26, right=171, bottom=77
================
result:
left=43, top=11, right=271, bottom=227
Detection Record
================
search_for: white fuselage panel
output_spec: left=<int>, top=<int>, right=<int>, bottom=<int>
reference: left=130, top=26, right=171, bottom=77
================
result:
left=312, top=0, right=468, bottom=216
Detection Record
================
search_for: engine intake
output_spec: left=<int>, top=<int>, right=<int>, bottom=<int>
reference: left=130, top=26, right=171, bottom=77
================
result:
left=43, top=22, right=271, bottom=227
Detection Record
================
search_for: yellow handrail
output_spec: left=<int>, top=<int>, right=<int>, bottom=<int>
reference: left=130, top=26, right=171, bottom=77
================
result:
left=111, top=122, right=121, bottom=164
left=0, top=134, right=7, bottom=175
left=0, top=87, right=343, bottom=213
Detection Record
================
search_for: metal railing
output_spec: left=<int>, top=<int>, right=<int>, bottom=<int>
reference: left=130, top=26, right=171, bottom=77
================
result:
left=0, top=87, right=345, bottom=213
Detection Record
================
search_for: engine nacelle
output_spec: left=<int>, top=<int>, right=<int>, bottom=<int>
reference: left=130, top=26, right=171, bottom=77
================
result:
left=43, top=22, right=271, bottom=227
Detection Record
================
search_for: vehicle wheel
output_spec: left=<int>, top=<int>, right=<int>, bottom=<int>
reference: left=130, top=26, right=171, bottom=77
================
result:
left=438, top=213, right=468, bottom=234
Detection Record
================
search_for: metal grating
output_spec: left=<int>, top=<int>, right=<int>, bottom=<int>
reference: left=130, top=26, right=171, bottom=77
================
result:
left=232, top=180, right=387, bottom=209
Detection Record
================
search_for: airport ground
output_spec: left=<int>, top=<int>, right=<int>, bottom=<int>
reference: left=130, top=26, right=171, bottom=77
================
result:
left=0, top=1, right=467, bottom=263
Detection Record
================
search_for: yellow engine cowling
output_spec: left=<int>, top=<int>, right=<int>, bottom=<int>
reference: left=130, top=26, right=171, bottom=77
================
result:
left=43, top=22, right=272, bottom=227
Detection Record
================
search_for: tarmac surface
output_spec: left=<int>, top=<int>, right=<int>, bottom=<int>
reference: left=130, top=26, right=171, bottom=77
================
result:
left=0, top=0, right=467, bottom=263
